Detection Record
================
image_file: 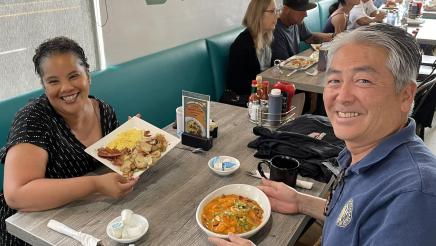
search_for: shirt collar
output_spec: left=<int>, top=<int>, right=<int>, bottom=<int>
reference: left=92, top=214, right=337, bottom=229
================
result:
left=337, top=118, right=419, bottom=174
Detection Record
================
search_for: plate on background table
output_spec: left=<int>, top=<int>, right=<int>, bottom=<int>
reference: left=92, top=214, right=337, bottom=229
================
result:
left=85, top=116, right=180, bottom=177
left=407, top=18, right=425, bottom=26
left=280, top=52, right=319, bottom=70
left=310, top=44, right=321, bottom=51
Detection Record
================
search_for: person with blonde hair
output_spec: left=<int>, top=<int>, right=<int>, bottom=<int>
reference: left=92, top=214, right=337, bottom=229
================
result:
left=223, top=0, right=278, bottom=106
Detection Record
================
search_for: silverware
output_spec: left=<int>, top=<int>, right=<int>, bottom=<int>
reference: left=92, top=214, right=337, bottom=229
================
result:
left=47, top=220, right=102, bottom=246
left=245, top=169, right=314, bottom=189
left=175, top=146, right=205, bottom=153
left=245, top=169, right=261, bottom=177
left=286, top=69, right=299, bottom=77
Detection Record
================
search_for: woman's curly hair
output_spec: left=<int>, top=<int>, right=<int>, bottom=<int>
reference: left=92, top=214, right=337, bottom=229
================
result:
left=32, top=36, right=90, bottom=78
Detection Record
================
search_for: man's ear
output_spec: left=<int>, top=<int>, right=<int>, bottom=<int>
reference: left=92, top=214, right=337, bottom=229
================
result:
left=400, top=82, right=417, bottom=113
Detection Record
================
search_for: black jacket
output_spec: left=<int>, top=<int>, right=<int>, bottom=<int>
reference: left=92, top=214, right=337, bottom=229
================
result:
left=227, top=28, right=260, bottom=96
left=248, top=114, right=345, bottom=182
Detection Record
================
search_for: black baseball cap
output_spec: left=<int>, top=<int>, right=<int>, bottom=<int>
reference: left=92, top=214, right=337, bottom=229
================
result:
left=283, top=0, right=317, bottom=11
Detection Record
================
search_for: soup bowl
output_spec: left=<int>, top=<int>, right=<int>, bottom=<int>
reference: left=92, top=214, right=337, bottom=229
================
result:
left=196, top=184, right=271, bottom=238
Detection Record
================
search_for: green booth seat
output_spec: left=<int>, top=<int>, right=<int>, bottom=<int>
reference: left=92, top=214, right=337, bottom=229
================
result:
left=300, top=2, right=321, bottom=52
left=0, top=89, right=43, bottom=192
left=206, top=27, right=244, bottom=101
left=91, top=39, right=216, bottom=129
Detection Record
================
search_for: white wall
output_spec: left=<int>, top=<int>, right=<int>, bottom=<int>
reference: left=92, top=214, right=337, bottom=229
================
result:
left=99, top=0, right=250, bottom=65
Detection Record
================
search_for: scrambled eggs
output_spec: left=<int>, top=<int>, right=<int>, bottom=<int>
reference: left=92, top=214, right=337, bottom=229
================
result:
left=107, top=128, right=143, bottom=150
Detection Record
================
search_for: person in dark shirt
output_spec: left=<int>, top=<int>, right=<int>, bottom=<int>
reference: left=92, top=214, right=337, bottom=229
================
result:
left=225, top=0, right=278, bottom=105
left=271, top=0, right=333, bottom=62
left=0, top=37, right=138, bottom=245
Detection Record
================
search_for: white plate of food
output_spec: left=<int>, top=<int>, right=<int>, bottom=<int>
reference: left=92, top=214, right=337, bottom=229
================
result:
left=280, top=52, right=319, bottom=70
left=196, top=184, right=271, bottom=238
left=310, top=44, right=321, bottom=51
left=85, top=116, right=180, bottom=178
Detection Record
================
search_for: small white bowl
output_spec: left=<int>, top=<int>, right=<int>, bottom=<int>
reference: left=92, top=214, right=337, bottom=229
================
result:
left=106, top=214, right=149, bottom=243
left=208, top=156, right=240, bottom=176
left=196, top=184, right=271, bottom=239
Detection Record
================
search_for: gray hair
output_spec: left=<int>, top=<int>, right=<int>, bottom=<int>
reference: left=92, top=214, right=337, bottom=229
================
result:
left=327, top=24, right=421, bottom=93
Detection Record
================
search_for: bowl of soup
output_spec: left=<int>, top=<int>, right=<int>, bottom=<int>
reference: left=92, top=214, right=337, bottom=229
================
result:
left=196, top=184, right=271, bottom=238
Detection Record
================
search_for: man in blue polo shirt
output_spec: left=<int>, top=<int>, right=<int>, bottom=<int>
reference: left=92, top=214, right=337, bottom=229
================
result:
left=209, top=24, right=436, bottom=245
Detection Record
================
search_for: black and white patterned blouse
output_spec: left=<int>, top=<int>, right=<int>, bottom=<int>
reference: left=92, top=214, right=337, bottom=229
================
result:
left=0, top=94, right=118, bottom=245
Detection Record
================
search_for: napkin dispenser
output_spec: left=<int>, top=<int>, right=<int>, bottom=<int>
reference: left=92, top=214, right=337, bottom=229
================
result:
left=181, top=132, right=213, bottom=151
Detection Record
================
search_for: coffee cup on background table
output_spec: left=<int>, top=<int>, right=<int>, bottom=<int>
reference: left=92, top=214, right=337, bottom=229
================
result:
left=258, top=155, right=300, bottom=188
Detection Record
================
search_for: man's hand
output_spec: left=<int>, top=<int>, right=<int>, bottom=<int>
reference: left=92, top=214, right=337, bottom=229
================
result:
left=208, top=233, right=254, bottom=246
left=374, top=11, right=387, bottom=22
left=257, top=178, right=301, bottom=214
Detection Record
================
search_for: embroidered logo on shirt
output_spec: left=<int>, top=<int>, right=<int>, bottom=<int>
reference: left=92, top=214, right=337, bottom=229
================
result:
left=336, top=198, right=353, bottom=228
left=308, top=132, right=326, bottom=140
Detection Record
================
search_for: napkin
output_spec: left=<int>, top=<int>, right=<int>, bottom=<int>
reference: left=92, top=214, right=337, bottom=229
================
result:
left=47, top=220, right=102, bottom=246
left=247, top=170, right=314, bottom=190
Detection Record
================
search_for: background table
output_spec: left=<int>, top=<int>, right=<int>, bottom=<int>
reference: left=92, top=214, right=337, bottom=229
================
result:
left=6, top=102, right=332, bottom=246
left=422, top=9, right=436, bottom=19
left=410, top=19, right=436, bottom=45
left=258, top=50, right=326, bottom=94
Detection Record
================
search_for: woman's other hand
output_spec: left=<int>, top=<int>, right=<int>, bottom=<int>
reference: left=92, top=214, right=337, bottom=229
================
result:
left=94, top=173, right=138, bottom=199
left=257, top=178, right=300, bottom=214
left=208, top=233, right=255, bottom=246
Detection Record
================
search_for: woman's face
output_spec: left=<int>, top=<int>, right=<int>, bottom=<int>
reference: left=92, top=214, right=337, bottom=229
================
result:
left=40, top=52, right=90, bottom=117
left=262, top=1, right=278, bottom=31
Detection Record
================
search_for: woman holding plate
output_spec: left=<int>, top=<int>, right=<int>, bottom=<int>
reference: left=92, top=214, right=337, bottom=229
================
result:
left=0, top=37, right=138, bottom=245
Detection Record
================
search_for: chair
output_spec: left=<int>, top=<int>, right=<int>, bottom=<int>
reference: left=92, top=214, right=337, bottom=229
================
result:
left=412, top=79, right=436, bottom=139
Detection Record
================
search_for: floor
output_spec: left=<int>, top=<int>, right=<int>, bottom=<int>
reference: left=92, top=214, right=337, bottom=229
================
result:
left=295, top=113, right=436, bottom=246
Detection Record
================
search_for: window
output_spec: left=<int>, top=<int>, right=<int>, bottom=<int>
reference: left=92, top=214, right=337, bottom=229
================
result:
left=0, top=0, right=100, bottom=100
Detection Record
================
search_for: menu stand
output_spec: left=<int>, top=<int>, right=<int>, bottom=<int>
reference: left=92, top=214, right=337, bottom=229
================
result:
left=181, top=132, right=213, bottom=151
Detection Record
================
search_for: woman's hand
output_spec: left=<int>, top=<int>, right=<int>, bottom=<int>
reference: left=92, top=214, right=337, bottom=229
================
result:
left=94, top=173, right=138, bottom=199
left=128, top=113, right=141, bottom=120
left=208, top=233, right=254, bottom=246
left=257, top=178, right=301, bottom=214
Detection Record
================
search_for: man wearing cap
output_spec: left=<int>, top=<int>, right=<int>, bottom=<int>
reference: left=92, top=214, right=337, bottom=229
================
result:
left=271, top=0, right=333, bottom=62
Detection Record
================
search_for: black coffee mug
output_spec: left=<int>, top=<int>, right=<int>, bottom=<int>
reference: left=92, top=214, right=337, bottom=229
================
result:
left=257, top=155, right=300, bottom=187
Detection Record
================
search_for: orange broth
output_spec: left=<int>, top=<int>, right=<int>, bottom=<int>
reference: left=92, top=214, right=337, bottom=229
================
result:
left=201, top=194, right=263, bottom=234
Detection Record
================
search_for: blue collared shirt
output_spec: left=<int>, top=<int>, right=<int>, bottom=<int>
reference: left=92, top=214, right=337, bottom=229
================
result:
left=322, top=119, right=436, bottom=245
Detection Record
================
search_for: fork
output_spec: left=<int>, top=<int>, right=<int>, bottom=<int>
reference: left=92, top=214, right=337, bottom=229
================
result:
left=286, top=69, right=300, bottom=77
left=245, top=169, right=268, bottom=178
left=175, top=146, right=204, bottom=153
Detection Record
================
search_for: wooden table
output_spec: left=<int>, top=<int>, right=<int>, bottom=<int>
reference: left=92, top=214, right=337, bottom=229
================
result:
left=412, top=19, right=436, bottom=45
left=422, top=9, right=436, bottom=19
left=258, top=50, right=326, bottom=94
left=6, top=102, right=331, bottom=246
